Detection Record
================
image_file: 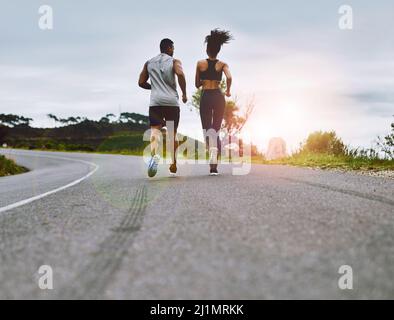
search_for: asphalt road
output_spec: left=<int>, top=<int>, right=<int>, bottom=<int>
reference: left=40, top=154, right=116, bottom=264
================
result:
left=0, top=149, right=393, bottom=299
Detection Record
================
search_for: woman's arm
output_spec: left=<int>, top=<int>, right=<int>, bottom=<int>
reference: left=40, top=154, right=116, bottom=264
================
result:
left=223, top=63, right=232, bottom=97
left=195, top=62, right=202, bottom=89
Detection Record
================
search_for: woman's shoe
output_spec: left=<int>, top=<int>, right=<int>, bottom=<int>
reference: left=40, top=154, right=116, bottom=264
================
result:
left=209, top=165, right=219, bottom=176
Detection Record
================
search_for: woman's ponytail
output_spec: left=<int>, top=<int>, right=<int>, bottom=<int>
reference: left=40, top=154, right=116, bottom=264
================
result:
left=205, top=29, right=233, bottom=56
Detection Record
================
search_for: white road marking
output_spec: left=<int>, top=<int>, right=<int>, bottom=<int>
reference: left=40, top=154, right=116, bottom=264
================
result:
left=0, top=150, right=99, bottom=214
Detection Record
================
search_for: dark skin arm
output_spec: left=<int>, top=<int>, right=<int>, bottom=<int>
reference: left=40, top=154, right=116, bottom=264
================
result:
left=138, top=62, right=151, bottom=90
left=195, top=62, right=202, bottom=89
left=223, top=63, right=232, bottom=97
left=174, top=59, right=187, bottom=103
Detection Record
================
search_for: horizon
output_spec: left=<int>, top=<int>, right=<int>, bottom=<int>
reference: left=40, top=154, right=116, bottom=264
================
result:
left=1, top=0, right=394, bottom=152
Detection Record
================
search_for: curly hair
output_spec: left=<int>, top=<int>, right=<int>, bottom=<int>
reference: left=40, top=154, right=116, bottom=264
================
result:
left=205, top=29, right=233, bottom=56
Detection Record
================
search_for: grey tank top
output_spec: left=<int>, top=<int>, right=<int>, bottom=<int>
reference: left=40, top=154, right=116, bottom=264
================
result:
left=147, top=53, right=179, bottom=107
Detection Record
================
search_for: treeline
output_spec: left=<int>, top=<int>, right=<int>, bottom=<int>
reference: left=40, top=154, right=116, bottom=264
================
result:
left=0, top=112, right=150, bottom=152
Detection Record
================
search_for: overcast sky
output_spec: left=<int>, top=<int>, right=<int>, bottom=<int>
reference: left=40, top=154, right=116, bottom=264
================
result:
left=1, top=0, right=393, bottom=151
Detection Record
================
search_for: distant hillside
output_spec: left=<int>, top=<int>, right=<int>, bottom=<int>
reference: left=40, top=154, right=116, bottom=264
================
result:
left=0, top=113, right=205, bottom=156
left=0, top=113, right=150, bottom=152
left=0, top=112, right=259, bottom=158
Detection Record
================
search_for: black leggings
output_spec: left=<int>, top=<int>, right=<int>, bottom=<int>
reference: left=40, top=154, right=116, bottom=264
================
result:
left=200, top=89, right=225, bottom=154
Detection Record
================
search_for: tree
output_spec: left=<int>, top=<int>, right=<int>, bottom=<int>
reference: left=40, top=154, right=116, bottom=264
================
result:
left=301, top=131, right=346, bottom=156
left=222, top=97, right=254, bottom=137
left=47, top=114, right=83, bottom=126
left=119, top=112, right=149, bottom=125
left=0, top=114, right=32, bottom=127
left=17, top=116, right=33, bottom=127
left=99, top=116, right=110, bottom=124
left=106, top=113, right=116, bottom=122
left=100, top=113, right=116, bottom=124
left=65, top=117, right=81, bottom=125
left=47, top=113, right=59, bottom=122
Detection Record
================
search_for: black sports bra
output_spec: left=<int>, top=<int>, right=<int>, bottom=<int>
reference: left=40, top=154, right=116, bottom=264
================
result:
left=200, top=59, right=223, bottom=81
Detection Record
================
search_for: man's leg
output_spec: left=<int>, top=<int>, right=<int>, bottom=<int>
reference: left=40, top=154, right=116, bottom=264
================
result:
left=150, top=125, right=162, bottom=155
left=147, top=107, right=164, bottom=178
left=149, top=107, right=164, bottom=155
left=165, top=107, right=180, bottom=171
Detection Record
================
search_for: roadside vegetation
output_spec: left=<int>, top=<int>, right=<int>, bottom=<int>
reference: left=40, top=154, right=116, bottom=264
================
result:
left=0, top=89, right=260, bottom=158
left=1, top=110, right=393, bottom=172
left=262, top=121, right=394, bottom=171
left=0, top=112, right=150, bottom=153
left=0, top=113, right=204, bottom=157
left=0, top=155, right=28, bottom=177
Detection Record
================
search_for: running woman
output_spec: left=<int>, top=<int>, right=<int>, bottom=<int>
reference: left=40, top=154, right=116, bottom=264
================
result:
left=138, top=39, right=187, bottom=178
left=195, top=29, right=233, bottom=176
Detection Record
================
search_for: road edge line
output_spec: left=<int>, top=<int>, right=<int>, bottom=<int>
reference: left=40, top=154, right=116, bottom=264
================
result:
left=0, top=151, right=99, bottom=214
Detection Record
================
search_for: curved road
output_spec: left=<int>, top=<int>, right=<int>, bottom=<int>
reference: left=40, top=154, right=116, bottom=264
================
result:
left=0, top=149, right=393, bottom=299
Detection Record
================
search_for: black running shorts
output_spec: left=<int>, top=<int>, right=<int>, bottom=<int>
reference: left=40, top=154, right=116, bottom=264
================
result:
left=149, top=106, right=180, bottom=130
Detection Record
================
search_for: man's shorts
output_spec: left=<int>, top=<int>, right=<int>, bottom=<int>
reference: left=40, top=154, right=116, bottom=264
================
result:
left=149, top=106, right=180, bottom=131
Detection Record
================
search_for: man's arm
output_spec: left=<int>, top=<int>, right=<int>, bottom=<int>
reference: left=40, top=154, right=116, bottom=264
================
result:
left=174, top=59, right=187, bottom=103
left=138, top=62, right=151, bottom=90
left=195, top=62, right=202, bottom=89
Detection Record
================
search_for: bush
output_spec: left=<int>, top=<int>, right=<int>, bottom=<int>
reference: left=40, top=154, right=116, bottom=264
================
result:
left=376, top=119, right=394, bottom=160
left=0, top=155, right=28, bottom=176
left=64, top=144, right=95, bottom=152
left=301, top=131, right=346, bottom=156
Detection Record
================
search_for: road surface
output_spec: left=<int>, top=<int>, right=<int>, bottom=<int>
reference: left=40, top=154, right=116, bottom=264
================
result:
left=0, top=149, right=393, bottom=299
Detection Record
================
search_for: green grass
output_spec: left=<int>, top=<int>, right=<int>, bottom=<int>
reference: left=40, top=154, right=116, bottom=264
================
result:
left=97, top=134, right=148, bottom=153
left=0, top=155, right=28, bottom=177
left=254, top=153, right=394, bottom=171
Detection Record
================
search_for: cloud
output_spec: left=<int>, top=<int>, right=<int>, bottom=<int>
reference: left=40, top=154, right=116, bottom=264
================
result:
left=1, top=0, right=394, bottom=149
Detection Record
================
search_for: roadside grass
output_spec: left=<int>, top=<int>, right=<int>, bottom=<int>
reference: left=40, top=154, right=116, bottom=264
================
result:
left=0, top=155, right=28, bottom=177
left=2, top=146, right=144, bottom=157
left=97, top=133, right=148, bottom=153
left=3, top=144, right=393, bottom=172
left=254, top=153, right=394, bottom=171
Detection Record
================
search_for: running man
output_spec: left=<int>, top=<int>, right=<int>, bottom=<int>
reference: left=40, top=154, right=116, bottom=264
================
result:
left=138, top=38, right=187, bottom=178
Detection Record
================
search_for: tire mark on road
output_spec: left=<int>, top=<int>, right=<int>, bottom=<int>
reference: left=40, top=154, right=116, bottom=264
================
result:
left=59, top=185, right=147, bottom=299
left=283, top=177, right=394, bottom=206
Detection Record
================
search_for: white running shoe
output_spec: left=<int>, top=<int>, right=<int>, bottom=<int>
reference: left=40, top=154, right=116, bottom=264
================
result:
left=147, top=154, right=160, bottom=178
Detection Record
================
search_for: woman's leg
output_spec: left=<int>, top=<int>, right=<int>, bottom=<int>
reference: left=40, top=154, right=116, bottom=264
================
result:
left=212, top=92, right=226, bottom=158
left=200, top=91, right=213, bottom=149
